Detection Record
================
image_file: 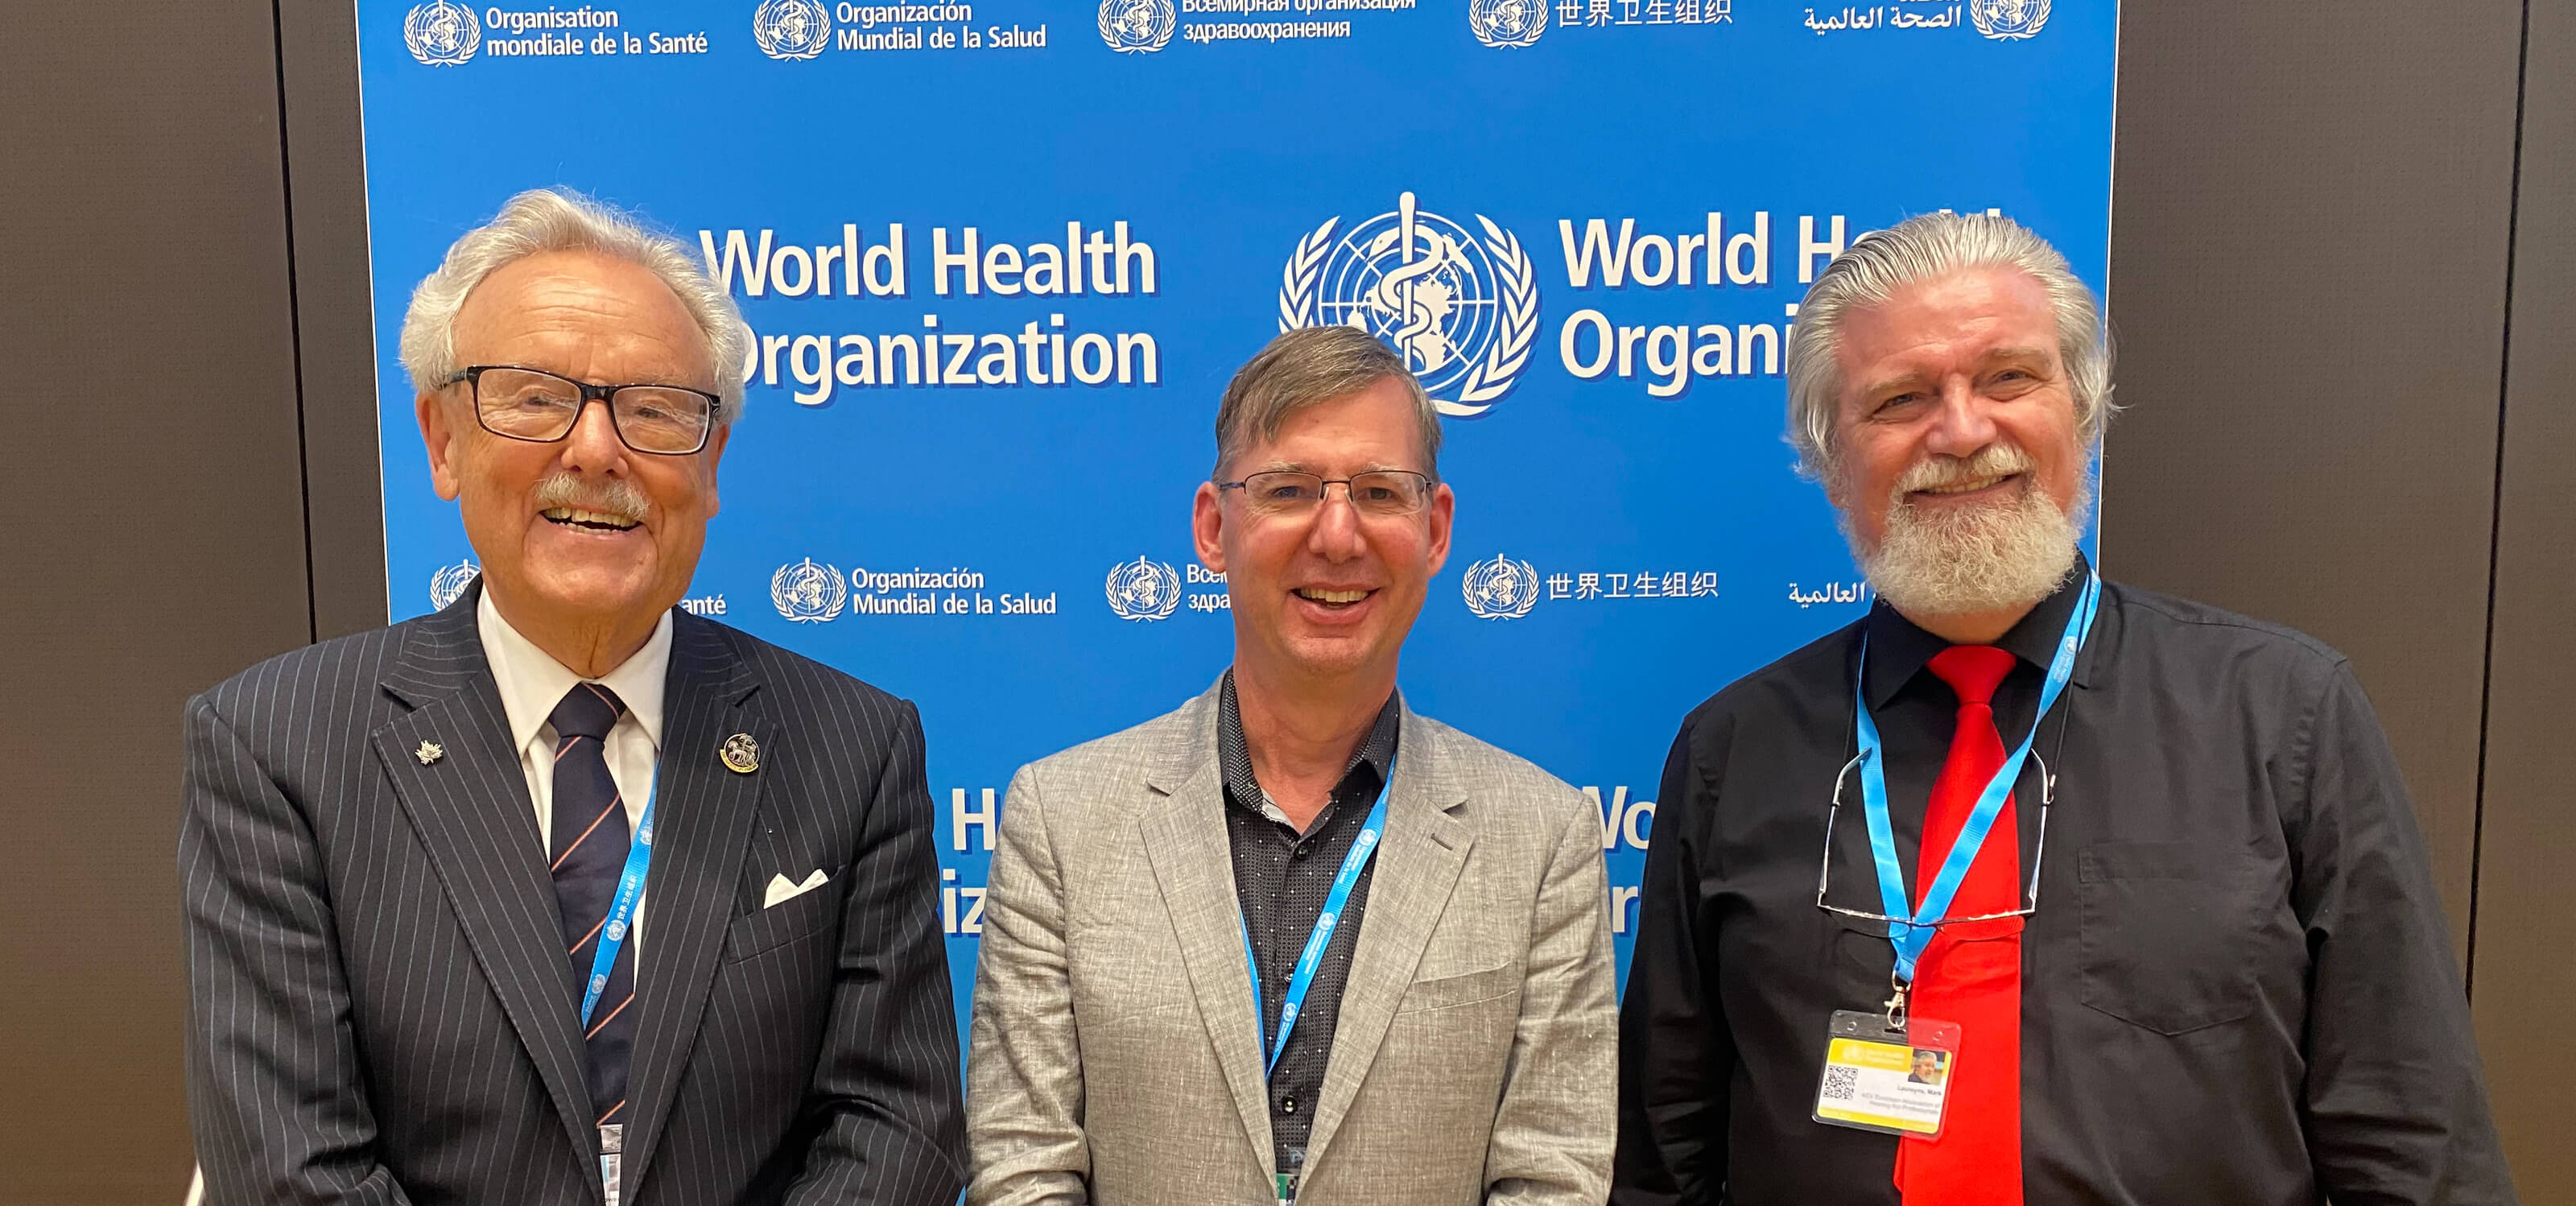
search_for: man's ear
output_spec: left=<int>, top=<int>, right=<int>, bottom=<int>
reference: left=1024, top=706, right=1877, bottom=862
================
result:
left=1817, top=417, right=1854, bottom=510
left=700, top=422, right=730, bottom=516
left=1191, top=480, right=1226, bottom=573
left=418, top=391, right=464, bottom=502
left=1423, top=481, right=1455, bottom=579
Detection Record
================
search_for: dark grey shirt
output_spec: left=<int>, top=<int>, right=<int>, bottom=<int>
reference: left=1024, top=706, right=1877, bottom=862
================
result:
left=1218, top=671, right=1401, bottom=1181
left=1614, top=559, right=2516, bottom=1206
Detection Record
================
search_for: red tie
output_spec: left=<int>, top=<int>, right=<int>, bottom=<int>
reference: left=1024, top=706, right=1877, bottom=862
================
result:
left=1894, top=645, right=2024, bottom=1206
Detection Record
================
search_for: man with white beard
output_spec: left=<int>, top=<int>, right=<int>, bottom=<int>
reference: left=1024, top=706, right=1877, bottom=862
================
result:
left=1611, top=213, right=2515, bottom=1206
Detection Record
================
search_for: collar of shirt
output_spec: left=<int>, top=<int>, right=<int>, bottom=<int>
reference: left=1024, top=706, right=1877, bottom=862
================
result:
left=477, top=589, right=674, bottom=754
left=1216, top=668, right=1402, bottom=827
left=1860, top=549, right=2097, bottom=709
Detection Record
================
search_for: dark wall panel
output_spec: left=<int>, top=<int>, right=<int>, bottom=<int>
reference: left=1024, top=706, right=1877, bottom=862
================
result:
left=282, top=0, right=390, bottom=641
left=2472, top=0, right=2574, bottom=1190
left=2100, top=0, right=2525, bottom=953
left=0, top=0, right=2557, bottom=1196
left=0, top=2, right=312, bottom=1201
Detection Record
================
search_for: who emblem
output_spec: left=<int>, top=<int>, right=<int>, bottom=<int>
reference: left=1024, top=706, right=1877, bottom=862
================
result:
left=1460, top=554, right=1541, bottom=621
left=770, top=558, right=848, bottom=622
left=404, top=1, right=481, bottom=64
left=1968, top=0, right=2049, bottom=39
left=1468, top=0, right=1547, bottom=47
left=753, top=0, right=834, bottom=60
left=1281, top=191, right=1540, bottom=418
left=427, top=559, right=480, bottom=610
left=1104, top=556, right=1182, bottom=622
left=1097, top=0, right=1176, bottom=52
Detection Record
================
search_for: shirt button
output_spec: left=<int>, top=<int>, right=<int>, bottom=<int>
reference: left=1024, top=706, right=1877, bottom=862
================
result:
left=1280, top=1096, right=1298, bottom=1113
left=1292, top=846, right=1312, bottom=861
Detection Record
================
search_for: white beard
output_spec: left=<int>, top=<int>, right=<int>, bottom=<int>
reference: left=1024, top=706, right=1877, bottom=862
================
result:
left=1845, top=449, right=2091, bottom=619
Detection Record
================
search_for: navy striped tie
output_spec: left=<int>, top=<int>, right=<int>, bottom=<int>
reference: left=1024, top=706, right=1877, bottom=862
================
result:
left=547, top=682, right=637, bottom=1130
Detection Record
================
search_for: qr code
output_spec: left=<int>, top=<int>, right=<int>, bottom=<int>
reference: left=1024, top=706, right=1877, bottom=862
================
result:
left=1819, top=1065, right=1860, bottom=1101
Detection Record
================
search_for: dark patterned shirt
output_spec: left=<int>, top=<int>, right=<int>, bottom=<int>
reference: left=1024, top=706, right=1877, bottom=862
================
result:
left=1217, top=671, right=1402, bottom=1182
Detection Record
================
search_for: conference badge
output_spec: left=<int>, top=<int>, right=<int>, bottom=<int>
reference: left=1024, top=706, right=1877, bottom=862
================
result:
left=1812, top=1010, right=1960, bottom=1137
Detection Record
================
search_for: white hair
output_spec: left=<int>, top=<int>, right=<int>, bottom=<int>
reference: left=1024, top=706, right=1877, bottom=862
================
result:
left=398, top=188, right=748, bottom=423
left=1783, top=211, right=2112, bottom=480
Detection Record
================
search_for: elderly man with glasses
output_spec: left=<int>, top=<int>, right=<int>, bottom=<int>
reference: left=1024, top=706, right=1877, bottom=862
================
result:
left=964, top=326, right=1616, bottom=1206
left=180, top=188, right=966, bottom=1206
left=1613, top=212, right=2515, bottom=1206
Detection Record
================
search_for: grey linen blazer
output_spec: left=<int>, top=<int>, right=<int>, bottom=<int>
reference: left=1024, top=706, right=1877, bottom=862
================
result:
left=180, top=584, right=967, bottom=1206
left=966, top=682, right=1616, bottom=1206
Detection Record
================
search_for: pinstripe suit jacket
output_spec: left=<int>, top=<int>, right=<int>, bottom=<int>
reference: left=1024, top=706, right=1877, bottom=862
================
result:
left=965, top=684, right=1616, bottom=1206
left=181, top=584, right=967, bottom=1206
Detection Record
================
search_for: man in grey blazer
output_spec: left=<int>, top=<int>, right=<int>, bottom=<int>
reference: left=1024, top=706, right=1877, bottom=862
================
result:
left=966, top=327, right=1616, bottom=1206
left=180, top=189, right=966, bottom=1205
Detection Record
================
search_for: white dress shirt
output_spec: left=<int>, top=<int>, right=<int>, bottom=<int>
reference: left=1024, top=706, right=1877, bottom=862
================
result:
left=477, top=590, right=671, bottom=944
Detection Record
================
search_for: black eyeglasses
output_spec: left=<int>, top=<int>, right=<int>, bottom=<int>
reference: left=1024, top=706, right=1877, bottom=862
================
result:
left=1214, top=469, right=1436, bottom=518
left=444, top=365, right=723, bottom=455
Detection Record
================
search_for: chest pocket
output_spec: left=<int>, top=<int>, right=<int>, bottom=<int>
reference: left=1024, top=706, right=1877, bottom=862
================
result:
left=1832, top=915, right=1897, bottom=1006
left=724, top=862, right=848, bottom=963
left=1394, top=961, right=1521, bottom=1015
left=2077, top=841, right=2256, bottom=1034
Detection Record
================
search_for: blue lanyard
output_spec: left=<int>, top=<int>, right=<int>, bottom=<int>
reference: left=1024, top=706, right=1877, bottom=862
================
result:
left=579, top=768, right=659, bottom=1026
left=1855, top=572, right=2099, bottom=985
left=1241, top=762, right=1394, bottom=1079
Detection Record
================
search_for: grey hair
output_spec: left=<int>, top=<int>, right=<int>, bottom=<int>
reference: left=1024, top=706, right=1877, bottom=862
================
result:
left=1213, top=326, right=1443, bottom=478
left=1783, top=211, right=2112, bottom=480
left=398, top=188, right=749, bottom=423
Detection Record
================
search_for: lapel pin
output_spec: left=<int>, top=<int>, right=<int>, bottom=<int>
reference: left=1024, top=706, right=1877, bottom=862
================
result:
left=414, top=740, right=445, bottom=766
left=719, top=733, right=762, bottom=774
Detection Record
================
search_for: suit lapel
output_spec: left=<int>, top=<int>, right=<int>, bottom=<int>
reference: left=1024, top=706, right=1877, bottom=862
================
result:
left=1138, top=688, right=1278, bottom=1179
left=618, top=615, right=766, bottom=1199
left=1301, top=707, right=1474, bottom=1176
left=372, top=587, right=599, bottom=1171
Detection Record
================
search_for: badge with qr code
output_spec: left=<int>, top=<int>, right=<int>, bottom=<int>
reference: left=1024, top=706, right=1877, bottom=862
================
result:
left=1813, top=1010, right=1962, bottom=1136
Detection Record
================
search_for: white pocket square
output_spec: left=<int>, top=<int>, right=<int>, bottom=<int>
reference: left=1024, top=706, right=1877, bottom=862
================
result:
left=763, top=869, right=829, bottom=909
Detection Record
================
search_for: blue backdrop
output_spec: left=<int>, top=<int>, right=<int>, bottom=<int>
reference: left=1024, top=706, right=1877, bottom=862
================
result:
left=360, top=0, right=2116, bottom=1026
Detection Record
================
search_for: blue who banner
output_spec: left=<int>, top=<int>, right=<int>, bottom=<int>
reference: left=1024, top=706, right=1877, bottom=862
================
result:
left=360, top=0, right=2116, bottom=1027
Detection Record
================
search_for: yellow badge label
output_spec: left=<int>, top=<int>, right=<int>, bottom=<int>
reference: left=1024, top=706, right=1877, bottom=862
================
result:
left=1814, top=1035, right=1953, bottom=1135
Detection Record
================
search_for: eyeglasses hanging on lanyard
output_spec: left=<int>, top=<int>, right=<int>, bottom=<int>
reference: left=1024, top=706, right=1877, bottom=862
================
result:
left=1815, top=747, right=2058, bottom=927
left=1827, top=571, right=2099, bottom=1028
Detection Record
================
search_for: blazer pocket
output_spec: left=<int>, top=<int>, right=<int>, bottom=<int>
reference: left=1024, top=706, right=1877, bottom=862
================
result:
left=724, top=865, right=847, bottom=964
left=2077, top=841, right=2256, bottom=1035
left=1394, top=962, right=1522, bottom=1015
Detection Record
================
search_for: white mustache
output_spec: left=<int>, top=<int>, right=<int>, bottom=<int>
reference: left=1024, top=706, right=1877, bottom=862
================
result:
left=1893, top=444, right=2036, bottom=498
left=532, top=472, right=648, bottom=522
